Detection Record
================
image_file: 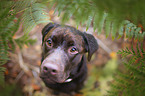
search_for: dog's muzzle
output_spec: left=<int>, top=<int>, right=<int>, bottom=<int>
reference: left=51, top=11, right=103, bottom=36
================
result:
left=40, top=47, right=72, bottom=83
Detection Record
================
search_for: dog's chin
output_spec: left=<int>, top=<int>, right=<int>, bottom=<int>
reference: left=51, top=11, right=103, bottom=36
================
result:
left=41, top=77, right=72, bottom=84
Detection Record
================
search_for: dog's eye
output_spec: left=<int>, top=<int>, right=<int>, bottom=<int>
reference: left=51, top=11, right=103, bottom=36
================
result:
left=70, top=47, right=76, bottom=52
left=69, top=47, right=78, bottom=54
left=46, top=39, right=52, bottom=47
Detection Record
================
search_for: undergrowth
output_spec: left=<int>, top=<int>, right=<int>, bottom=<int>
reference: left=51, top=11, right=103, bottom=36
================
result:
left=0, top=0, right=50, bottom=86
left=0, top=0, right=145, bottom=96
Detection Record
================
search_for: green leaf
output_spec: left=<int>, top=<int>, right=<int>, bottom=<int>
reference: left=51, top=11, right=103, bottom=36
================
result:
left=86, top=15, right=93, bottom=31
left=105, top=20, right=111, bottom=37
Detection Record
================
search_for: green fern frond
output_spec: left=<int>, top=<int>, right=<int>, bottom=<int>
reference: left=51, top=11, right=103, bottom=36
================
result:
left=104, top=19, right=112, bottom=37
left=124, top=62, right=145, bottom=77
left=51, top=0, right=145, bottom=41
left=0, top=8, right=15, bottom=63
left=0, top=37, right=9, bottom=63
left=0, top=7, right=15, bottom=86
left=108, top=43, right=145, bottom=96
left=15, top=34, right=36, bottom=49
left=13, top=0, right=50, bottom=33
left=22, top=3, right=50, bottom=32
left=115, top=71, right=134, bottom=81
left=117, top=48, right=132, bottom=59
left=0, top=0, right=51, bottom=86
left=93, top=12, right=107, bottom=34
left=51, top=1, right=145, bottom=96
left=13, top=0, right=36, bottom=12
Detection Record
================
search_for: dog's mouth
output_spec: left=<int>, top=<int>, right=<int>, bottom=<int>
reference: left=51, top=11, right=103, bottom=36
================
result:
left=40, top=75, right=72, bottom=84
left=42, top=78, right=57, bottom=84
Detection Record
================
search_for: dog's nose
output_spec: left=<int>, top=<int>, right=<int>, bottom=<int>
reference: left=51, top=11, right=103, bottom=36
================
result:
left=42, top=65, right=58, bottom=75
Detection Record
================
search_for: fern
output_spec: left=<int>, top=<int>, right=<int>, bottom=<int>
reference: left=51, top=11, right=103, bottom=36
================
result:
left=0, top=83, right=22, bottom=96
left=15, top=34, right=36, bottom=49
left=51, top=0, right=145, bottom=40
left=50, top=1, right=145, bottom=96
left=13, top=0, right=50, bottom=33
left=0, top=7, right=18, bottom=86
left=108, top=44, right=145, bottom=96
left=0, top=0, right=50, bottom=86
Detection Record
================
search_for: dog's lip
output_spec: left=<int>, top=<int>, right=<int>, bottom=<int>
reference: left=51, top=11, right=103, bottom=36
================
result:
left=40, top=76, right=57, bottom=83
left=40, top=75, right=63, bottom=83
left=40, top=75, right=72, bottom=83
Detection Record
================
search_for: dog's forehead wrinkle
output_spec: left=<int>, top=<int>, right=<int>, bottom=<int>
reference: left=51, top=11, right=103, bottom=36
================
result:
left=48, top=30, right=84, bottom=51
left=52, top=27, right=80, bottom=38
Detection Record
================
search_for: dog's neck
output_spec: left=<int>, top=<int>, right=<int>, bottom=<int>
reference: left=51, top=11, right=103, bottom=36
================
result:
left=70, top=55, right=87, bottom=79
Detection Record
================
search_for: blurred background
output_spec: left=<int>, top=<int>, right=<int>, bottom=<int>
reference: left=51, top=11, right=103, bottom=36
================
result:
left=0, top=0, right=145, bottom=96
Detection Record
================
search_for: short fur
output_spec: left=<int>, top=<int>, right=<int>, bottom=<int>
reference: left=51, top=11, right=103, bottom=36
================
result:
left=40, top=23, right=98, bottom=95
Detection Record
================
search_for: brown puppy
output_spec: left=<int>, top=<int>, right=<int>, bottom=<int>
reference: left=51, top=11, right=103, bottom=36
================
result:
left=40, top=23, right=98, bottom=95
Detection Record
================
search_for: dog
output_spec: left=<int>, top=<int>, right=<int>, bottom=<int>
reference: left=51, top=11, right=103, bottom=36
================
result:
left=40, top=23, right=98, bottom=95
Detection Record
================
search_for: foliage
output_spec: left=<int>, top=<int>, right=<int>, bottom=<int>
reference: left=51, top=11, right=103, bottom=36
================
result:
left=108, top=44, right=145, bottom=96
left=0, top=83, right=22, bottom=96
left=13, top=0, right=50, bottom=32
left=0, top=0, right=145, bottom=96
left=0, top=7, right=18, bottom=86
left=82, top=56, right=118, bottom=96
left=0, top=0, right=50, bottom=86
left=51, top=0, right=145, bottom=40
left=50, top=0, right=145, bottom=96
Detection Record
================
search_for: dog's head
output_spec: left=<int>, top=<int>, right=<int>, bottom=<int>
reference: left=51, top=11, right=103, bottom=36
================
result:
left=40, top=23, right=98, bottom=84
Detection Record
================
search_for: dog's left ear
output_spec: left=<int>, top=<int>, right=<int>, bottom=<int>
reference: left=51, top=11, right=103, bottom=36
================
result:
left=42, top=23, right=59, bottom=42
left=83, top=32, right=99, bottom=61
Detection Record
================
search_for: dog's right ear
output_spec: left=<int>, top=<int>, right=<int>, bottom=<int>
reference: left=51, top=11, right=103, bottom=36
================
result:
left=83, top=32, right=99, bottom=61
left=42, top=23, right=59, bottom=42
